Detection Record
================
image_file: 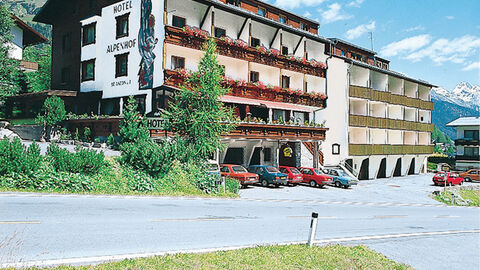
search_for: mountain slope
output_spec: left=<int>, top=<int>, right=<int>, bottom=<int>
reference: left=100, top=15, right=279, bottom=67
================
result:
left=2, top=0, right=51, bottom=39
left=432, top=82, right=480, bottom=139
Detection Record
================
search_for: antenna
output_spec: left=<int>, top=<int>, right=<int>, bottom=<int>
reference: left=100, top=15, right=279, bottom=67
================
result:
left=369, top=32, right=374, bottom=51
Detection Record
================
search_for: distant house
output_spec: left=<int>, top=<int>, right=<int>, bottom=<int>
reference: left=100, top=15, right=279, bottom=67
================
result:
left=447, top=117, right=480, bottom=170
left=8, top=14, right=49, bottom=72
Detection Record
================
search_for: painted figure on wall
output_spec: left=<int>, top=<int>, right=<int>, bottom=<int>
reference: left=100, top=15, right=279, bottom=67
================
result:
left=138, top=0, right=158, bottom=90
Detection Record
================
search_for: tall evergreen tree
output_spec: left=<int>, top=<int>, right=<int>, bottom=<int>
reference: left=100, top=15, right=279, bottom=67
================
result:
left=163, top=39, right=235, bottom=160
left=0, top=5, right=20, bottom=103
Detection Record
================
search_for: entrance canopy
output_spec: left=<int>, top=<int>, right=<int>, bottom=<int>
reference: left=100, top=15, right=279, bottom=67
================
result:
left=220, top=95, right=316, bottom=113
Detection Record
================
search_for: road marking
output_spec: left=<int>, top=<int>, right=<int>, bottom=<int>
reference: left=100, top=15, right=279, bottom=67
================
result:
left=0, top=221, right=41, bottom=225
left=372, top=215, right=408, bottom=219
left=2, top=230, right=478, bottom=268
left=287, top=216, right=337, bottom=219
left=435, top=215, right=460, bottom=218
left=151, top=217, right=235, bottom=222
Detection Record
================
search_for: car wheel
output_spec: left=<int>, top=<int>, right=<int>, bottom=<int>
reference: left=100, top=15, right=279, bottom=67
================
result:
left=335, top=181, right=341, bottom=188
left=343, top=185, right=349, bottom=189
left=261, top=180, right=268, bottom=187
left=310, top=180, right=317, bottom=187
left=241, top=184, right=248, bottom=189
left=319, top=185, right=324, bottom=189
left=275, top=184, right=280, bottom=188
left=465, top=177, right=471, bottom=182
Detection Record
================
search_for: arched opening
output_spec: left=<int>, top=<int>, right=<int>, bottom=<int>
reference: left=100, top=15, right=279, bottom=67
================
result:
left=377, top=158, right=387, bottom=179
left=250, top=147, right=262, bottom=165
left=223, top=148, right=244, bottom=165
left=393, top=158, right=402, bottom=177
left=408, top=158, right=415, bottom=175
left=358, top=158, right=369, bottom=180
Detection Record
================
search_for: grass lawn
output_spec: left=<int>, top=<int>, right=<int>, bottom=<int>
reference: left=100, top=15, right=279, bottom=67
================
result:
left=25, top=245, right=412, bottom=270
left=433, top=189, right=480, bottom=207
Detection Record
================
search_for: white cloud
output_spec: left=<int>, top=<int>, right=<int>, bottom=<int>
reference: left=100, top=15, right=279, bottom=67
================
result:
left=404, top=25, right=425, bottom=32
left=319, top=3, right=353, bottom=24
left=463, top=62, right=480, bottom=71
left=445, top=16, right=455, bottom=20
left=406, top=35, right=480, bottom=65
left=347, top=0, right=364, bottom=8
left=379, top=35, right=432, bottom=57
left=345, top=21, right=375, bottom=40
left=304, top=11, right=312, bottom=18
left=272, top=0, right=327, bottom=9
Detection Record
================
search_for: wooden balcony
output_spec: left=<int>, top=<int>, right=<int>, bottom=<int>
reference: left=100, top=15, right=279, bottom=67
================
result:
left=455, top=139, right=480, bottom=146
left=164, top=69, right=326, bottom=108
left=349, top=114, right=434, bottom=132
left=165, top=25, right=326, bottom=78
left=349, top=85, right=434, bottom=111
left=349, top=144, right=434, bottom=156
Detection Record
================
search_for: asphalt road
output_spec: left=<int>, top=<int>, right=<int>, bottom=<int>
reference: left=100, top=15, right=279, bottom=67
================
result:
left=1, top=175, right=479, bottom=269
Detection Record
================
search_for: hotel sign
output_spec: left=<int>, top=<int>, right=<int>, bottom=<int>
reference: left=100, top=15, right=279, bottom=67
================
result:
left=146, top=118, right=168, bottom=130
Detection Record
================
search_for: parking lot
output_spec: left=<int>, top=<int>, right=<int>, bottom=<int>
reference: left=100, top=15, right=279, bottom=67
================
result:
left=240, top=173, right=479, bottom=205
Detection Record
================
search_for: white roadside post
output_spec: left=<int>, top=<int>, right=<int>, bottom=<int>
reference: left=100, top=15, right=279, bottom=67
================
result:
left=307, top=212, right=319, bottom=247
left=222, top=176, right=226, bottom=193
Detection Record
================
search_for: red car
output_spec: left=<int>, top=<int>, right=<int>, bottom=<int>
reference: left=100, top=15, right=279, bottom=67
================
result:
left=432, top=172, right=464, bottom=186
left=279, top=166, right=304, bottom=185
left=298, top=167, right=333, bottom=188
left=220, top=164, right=259, bottom=188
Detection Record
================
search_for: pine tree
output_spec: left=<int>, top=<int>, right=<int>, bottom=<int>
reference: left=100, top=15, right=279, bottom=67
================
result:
left=163, top=39, right=235, bottom=160
left=0, top=6, right=20, bottom=105
left=36, top=95, right=66, bottom=141
left=118, top=96, right=150, bottom=143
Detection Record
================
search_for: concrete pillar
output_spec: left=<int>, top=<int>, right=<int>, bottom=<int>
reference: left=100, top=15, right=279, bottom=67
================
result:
left=119, top=98, right=124, bottom=115
left=268, top=108, right=273, bottom=123
left=313, top=141, right=319, bottom=169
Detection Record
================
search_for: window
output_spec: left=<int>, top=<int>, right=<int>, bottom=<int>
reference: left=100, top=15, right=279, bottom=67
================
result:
left=61, top=67, right=70, bottom=84
left=214, top=27, right=226, bottom=38
left=226, top=0, right=240, bottom=6
left=273, top=109, right=285, bottom=121
left=249, top=71, right=259, bottom=83
left=250, top=37, right=260, bottom=47
left=116, top=13, right=129, bottom=38
left=464, top=147, right=479, bottom=157
left=281, top=75, right=290, bottom=89
left=264, top=148, right=272, bottom=162
left=115, top=53, right=129, bottom=77
left=279, top=15, right=287, bottom=24
left=81, top=59, right=95, bottom=81
left=300, top=22, right=305, bottom=29
left=257, top=7, right=266, bottom=17
left=171, top=56, right=185, bottom=70
left=332, top=143, right=340, bottom=155
left=82, top=23, right=96, bottom=46
left=220, top=166, right=231, bottom=173
left=304, top=81, right=308, bottom=92
left=464, top=130, right=479, bottom=140
left=62, top=33, right=71, bottom=53
left=293, top=112, right=307, bottom=124
left=281, top=46, right=288, bottom=55
left=172, top=15, right=186, bottom=28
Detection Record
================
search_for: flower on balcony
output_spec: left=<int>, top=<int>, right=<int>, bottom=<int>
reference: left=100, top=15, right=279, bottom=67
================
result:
left=177, top=68, right=192, bottom=78
left=286, top=54, right=296, bottom=61
left=220, top=36, right=234, bottom=45
left=254, top=81, right=266, bottom=90
left=256, top=46, right=268, bottom=55
left=268, top=48, right=280, bottom=57
left=233, top=39, right=249, bottom=49
left=235, top=79, right=248, bottom=87
left=309, top=59, right=327, bottom=69
left=182, top=25, right=209, bottom=39
left=222, top=76, right=236, bottom=87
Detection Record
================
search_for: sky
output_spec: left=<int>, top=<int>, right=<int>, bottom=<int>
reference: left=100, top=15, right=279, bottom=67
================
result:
left=264, top=0, right=480, bottom=90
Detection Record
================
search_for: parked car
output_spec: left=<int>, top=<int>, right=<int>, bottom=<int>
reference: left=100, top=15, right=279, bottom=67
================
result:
left=325, top=169, right=358, bottom=189
left=220, top=164, right=259, bottom=188
left=279, top=166, right=303, bottom=185
left=297, top=167, right=333, bottom=188
left=433, top=172, right=464, bottom=186
left=247, top=165, right=288, bottom=187
left=459, top=169, right=480, bottom=182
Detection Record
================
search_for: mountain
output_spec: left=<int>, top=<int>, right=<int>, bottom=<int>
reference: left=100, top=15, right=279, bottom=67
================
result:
left=432, top=82, right=480, bottom=139
left=2, top=0, right=51, bottom=39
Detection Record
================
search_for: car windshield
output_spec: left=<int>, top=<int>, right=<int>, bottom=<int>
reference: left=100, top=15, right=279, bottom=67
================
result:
left=450, top=173, right=459, bottom=177
left=232, top=166, right=247, bottom=173
left=436, top=173, right=445, bottom=177
left=290, top=168, right=301, bottom=174
left=338, top=171, right=349, bottom=177
left=266, top=167, right=280, bottom=173
left=313, top=169, right=322, bottom=175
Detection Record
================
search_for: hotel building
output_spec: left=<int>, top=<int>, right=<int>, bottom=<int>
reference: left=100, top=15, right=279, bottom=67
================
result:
left=447, top=117, right=480, bottom=171
left=33, top=0, right=434, bottom=178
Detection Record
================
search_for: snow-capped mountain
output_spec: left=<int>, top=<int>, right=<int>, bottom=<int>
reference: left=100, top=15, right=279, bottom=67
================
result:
left=432, top=82, right=480, bottom=111
left=431, top=82, right=480, bottom=139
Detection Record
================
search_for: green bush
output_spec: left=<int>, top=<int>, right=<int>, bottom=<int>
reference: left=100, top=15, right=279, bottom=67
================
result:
left=225, top=177, right=240, bottom=194
left=123, top=166, right=155, bottom=192
left=46, top=143, right=105, bottom=175
left=0, top=138, right=42, bottom=176
left=107, top=133, right=116, bottom=146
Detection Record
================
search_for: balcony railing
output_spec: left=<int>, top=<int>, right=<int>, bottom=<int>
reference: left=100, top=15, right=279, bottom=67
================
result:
left=349, top=114, right=434, bottom=132
left=165, top=25, right=326, bottom=78
left=455, top=139, right=480, bottom=146
left=349, top=85, right=434, bottom=111
left=349, top=144, right=434, bottom=156
left=164, top=69, right=327, bottom=108
left=455, top=155, right=480, bottom=161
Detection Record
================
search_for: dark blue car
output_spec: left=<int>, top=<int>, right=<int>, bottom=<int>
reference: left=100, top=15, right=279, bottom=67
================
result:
left=248, top=165, right=288, bottom=187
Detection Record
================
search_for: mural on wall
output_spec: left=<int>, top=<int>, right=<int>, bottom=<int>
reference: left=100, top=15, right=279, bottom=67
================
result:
left=138, top=0, right=158, bottom=90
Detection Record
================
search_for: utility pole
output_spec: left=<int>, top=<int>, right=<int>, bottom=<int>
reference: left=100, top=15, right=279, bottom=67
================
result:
left=369, top=32, right=374, bottom=52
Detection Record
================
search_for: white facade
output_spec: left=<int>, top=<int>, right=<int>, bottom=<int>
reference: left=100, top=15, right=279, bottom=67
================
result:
left=8, top=25, right=23, bottom=60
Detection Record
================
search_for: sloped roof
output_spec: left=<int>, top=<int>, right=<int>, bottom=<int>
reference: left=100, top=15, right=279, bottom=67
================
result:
left=446, top=117, right=480, bottom=127
left=12, top=14, right=48, bottom=46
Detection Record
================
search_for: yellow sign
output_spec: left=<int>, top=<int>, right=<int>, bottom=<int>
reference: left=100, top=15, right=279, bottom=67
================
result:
left=283, top=146, right=293, bottom=158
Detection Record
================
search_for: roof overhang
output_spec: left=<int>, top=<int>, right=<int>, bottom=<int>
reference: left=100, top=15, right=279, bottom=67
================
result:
left=12, top=14, right=49, bottom=46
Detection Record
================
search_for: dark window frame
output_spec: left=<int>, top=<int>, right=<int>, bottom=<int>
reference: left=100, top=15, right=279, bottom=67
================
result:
left=81, top=59, right=95, bottom=82
left=172, top=15, right=186, bottom=28
left=116, top=13, right=130, bottom=39
left=250, top=37, right=260, bottom=47
left=281, top=46, right=289, bottom=55
left=281, top=75, right=290, bottom=89
left=214, top=27, right=227, bottom=38
left=332, top=143, right=341, bottom=155
left=250, top=71, right=259, bottom=83
left=279, top=15, right=287, bottom=24
left=257, top=7, right=267, bottom=17
left=82, top=22, right=96, bottom=46
left=115, top=52, right=129, bottom=78
left=171, top=56, right=185, bottom=70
